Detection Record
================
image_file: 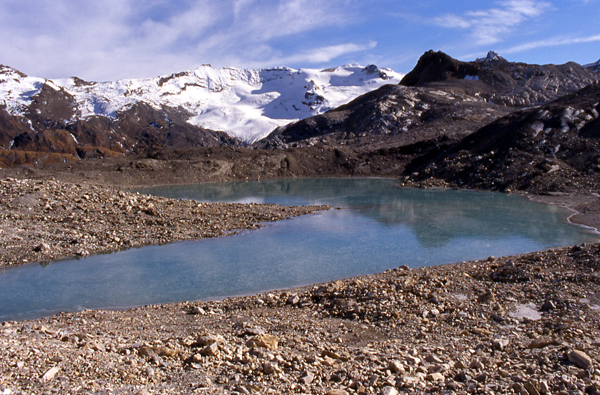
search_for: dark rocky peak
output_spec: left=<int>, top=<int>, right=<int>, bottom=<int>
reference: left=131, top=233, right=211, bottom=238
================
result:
left=400, top=50, right=479, bottom=86
left=70, top=76, right=95, bottom=87
left=0, top=64, right=27, bottom=78
left=401, top=50, right=599, bottom=107
left=476, top=51, right=508, bottom=64
left=157, top=70, right=192, bottom=87
left=362, top=64, right=389, bottom=79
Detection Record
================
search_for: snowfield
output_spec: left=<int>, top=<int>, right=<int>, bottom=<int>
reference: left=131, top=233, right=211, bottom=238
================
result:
left=0, top=64, right=403, bottom=143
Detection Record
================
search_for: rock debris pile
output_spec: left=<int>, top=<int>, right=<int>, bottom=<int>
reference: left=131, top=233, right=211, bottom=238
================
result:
left=2, top=243, right=600, bottom=394
left=0, top=178, right=327, bottom=268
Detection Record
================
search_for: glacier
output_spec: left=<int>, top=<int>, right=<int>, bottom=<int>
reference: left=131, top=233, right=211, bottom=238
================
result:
left=0, top=64, right=403, bottom=143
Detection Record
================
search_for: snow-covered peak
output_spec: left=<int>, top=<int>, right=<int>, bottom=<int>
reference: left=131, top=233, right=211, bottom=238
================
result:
left=0, top=64, right=403, bottom=142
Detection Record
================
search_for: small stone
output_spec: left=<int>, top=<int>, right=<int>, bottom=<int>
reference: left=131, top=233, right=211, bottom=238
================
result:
left=200, top=343, right=219, bottom=357
left=454, top=371, right=468, bottom=382
left=469, top=359, right=484, bottom=370
left=406, top=355, right=421, bottom=365
left=388, top=360, right=405, bottom=374
left=262, top=362, right=280, bottom=375
left=191, top=354, right=203, bottom=363
left=426, top=372, right=445, bottom=382
left=41, top=366, right=60, bottom=382
left=321, top=350, right=344, bottom=360
left=475, top=372, right=488, bottom=383
left=513, top=383, right=529, bottom=395
left=493, top=337, right=509, bottom=351
left=326, top=390, right=349, bottom=395
left=478, top=291, right=495, bottom=304
left=541, top=300, right=556, bottom=312
left=287, top=295, right=300, bottom=305
left=524, top=381, right=541, bottom=395
left=539, top=380, right=550, bottom=395
left=246, top=334, right=278, bottom=350
left=197, top=334, right=224, bottom=347
left=33, top=243, right=49, bottom=252
left=154, top=346, right=178, bottom=358
left=380, top=386, right=399, bottom=395
left=568, top=350, right=593, bottom=369
left=426, top=355, right=443, bottom=364
left=299, top=371, right=314, bottom=385
left=189, top=306, right=206, bottom=315
left=528, top=336, right=556, bottom=349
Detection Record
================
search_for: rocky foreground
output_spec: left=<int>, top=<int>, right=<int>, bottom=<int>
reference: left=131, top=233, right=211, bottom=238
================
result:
left=0, top=178, right=327, bottom=268
left=1, top=241, right=600, bottom=394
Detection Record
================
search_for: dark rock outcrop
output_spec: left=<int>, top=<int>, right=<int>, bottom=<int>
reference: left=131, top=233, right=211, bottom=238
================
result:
left=401, top=50, right=599, bottom=107
left=403, top=83, right=600, bottom=193
left=258, top=51, right=599, bottom=149
left=0, top=78, right=240, bottom=166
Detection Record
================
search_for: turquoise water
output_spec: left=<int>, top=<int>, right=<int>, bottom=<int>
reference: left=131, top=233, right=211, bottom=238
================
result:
left=0, top=178, right=597, bottom=321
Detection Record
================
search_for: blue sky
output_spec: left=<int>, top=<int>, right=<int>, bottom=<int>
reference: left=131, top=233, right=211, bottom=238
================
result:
left=0, top=0, right=598, bottom=81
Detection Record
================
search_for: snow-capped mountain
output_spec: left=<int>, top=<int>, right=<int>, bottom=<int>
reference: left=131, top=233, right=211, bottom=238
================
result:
left=0, top=64, right=403, bottom=143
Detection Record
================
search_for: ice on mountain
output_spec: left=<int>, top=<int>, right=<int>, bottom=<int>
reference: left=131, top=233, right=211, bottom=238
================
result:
left=0, top=63, right=404, bottom=143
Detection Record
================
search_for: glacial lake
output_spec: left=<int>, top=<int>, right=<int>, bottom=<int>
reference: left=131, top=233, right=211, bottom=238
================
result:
left=1, top=178, right=598, bottom=322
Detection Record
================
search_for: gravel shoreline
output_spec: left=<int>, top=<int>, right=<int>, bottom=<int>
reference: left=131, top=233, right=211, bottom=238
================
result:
left=0, top=178, right=328, bottom=269
left=2, top=177, right=600, bottom=394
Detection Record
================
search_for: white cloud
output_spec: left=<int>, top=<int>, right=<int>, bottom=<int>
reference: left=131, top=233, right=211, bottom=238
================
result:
left=0, top=0, right=365, bottom=81
left=269, top=41, right=378, bottom=65
left=433, top=0, right=551, bottom=45
left=503, top=34, right=600, bottom=53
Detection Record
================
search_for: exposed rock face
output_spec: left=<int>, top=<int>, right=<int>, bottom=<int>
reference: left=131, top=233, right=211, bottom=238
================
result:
left=0, top=66, right=240, bottom=166
left=402, top=83, right=600, bottom=193
left=256, top=84, right=511, bottom=148
left=259, top=51, right=599, bottom=149
left=0, top=77, right=240, bottom=167
left=402, top=50, right=599, bottom=107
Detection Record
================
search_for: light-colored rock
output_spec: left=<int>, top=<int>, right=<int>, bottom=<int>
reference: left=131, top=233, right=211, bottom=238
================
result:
left=196, top=334, right=224, bottom=346
left=388, top=360, right=405, bottom=374
left=299, top=371, right=314, bottom=385
left=41, top=366, right=60, bottom=382
left=246, top=334, right=278, bottom=350
left=426, top=372, right=444, bottom=381
left=380, top=386, right=399, bottom=395
left=325, top=390, right=349, bottom=395
left=493, top=337, right=509, bottom=351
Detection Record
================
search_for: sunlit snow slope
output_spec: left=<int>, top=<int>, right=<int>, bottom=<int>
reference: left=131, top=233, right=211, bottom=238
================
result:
left=0, top=64, right=403, bottom=143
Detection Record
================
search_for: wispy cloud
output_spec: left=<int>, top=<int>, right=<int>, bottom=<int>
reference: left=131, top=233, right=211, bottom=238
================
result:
left=0, top=0, right=365, bottom=81
left=503, top=34, right=600, bottom=53
left=269, top=41, right=378, bottom=65
left=433, top=0, right=552, bottom=45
